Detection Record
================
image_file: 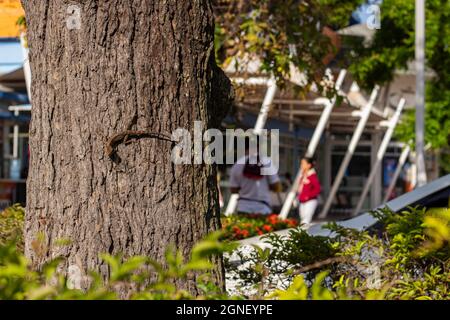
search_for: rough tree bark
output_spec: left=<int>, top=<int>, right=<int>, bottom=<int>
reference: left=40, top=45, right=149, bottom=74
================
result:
left=21, top=0, right=232, bottom=295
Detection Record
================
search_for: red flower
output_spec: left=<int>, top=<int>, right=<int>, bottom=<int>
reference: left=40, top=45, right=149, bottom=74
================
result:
left=241, top=230, right=250, bottom=237
left=262, top=224, right=272, bottom=232
left=287, top=219, right=298, bottom=227
left=254, top=227, right=262, bottom=235
left=267, top=216, right=278, bottom=225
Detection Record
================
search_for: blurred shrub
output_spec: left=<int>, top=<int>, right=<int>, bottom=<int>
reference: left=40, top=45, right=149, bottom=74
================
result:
left=0, top=232, right=239, bottom=300
left=230, top=206, right=450, bottom=300
left=0, top=205, right=448, bottom=300
left=0, top=204, right=24, bottom=251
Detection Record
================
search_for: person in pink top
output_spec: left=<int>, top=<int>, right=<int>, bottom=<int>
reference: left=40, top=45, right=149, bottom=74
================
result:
left=297, top=157, right=321, bottom=225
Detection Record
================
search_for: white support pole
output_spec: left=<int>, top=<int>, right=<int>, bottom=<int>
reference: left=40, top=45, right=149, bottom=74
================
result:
left=279, top=69, right=347, bottom=219
left=224, top=194, right=240, bottom=216
left=415, top=0, right=427, bottom=187
left=2, top=125, right=10, bottom=177
left=224, top=77, right=278, bottom=216
left=13, top=109, right=19, bottom=159
left=383, top=144, right=411, bottom=203
left=254, top=77, right=277, bottom=135
left=318, top=85, right=380, bottom=219
left=20, top=33, right=32, bottom=102
left=353, top=98, right=406, bottom=216
left=370, top=131, right=383, bottom=207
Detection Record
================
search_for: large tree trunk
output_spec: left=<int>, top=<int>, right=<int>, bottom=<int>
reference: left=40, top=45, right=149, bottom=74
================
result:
left=21, top=0, right=232, bottom=295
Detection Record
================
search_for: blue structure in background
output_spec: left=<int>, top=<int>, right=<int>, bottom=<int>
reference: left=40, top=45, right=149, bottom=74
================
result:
left=0, top=37, right=30, bottom=207
left=0, top=38, right=29, bottom=119
left=0, top=38, right=23, bottom=75
left=0, top=91, right=29, bottom=105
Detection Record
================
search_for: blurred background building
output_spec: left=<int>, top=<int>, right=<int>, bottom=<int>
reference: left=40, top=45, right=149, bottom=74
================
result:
left=0, top=0, right=29, bottom=208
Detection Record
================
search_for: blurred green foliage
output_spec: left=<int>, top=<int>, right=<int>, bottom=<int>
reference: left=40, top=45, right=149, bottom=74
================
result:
left=0, top=205, right=449, bottom=299
left=229, top=206, right=450, bottom=300
left=0, top=204, right=24, bottom=251
left=349, top=0, right=450, bottom=172
left=214, top=0, right=362, bottom=88
left=0, top=231, right=239, bottom=300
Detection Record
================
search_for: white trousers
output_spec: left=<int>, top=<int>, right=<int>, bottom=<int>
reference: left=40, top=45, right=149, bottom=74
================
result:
left=299, top=199, right=318, bottom=225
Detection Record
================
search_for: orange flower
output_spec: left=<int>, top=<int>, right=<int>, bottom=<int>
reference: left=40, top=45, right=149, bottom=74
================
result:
left=267, top=215, right=279, bottom=225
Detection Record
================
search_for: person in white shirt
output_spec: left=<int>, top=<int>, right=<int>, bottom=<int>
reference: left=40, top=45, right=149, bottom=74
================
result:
left=229, top=141, right=281, bottom=215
